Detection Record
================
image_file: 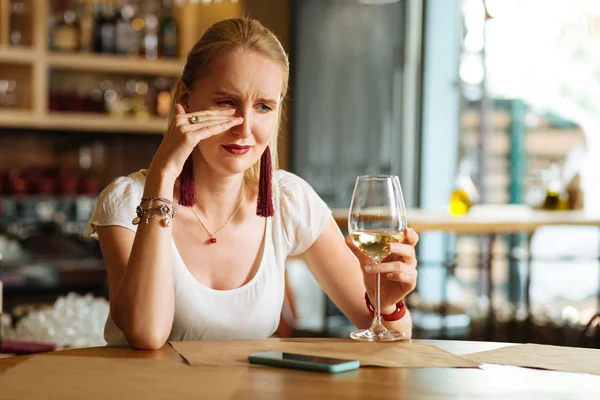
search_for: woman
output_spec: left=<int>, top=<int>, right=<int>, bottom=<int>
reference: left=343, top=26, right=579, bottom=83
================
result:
left=85, top=18, right=419, bottom=350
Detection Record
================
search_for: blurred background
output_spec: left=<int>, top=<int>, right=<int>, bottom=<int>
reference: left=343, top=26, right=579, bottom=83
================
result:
left=0, top=0, right=599, bottom=350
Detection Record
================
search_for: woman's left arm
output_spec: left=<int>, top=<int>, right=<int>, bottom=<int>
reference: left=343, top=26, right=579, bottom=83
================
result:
left=301, top=218, right=418, bottom=337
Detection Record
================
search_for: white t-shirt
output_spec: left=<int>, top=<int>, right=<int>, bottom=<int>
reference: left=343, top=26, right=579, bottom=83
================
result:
left=84, top=169, right=331, bottom=345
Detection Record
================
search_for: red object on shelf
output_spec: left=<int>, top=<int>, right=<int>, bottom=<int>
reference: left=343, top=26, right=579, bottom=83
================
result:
left=1, top=340, right=57, bottom=355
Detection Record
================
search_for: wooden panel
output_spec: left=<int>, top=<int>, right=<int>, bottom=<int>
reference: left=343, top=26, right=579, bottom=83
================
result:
left=174, top=2, right=243, bottom=56
left=48, top=52, right=184, bottom=77
left=0, top=110, right=168, bottom=133
left=0, top=0, right=9, bottom=45
left=0, top=45, right=35, bottom=63
left=31, top=0, right=47, bottom=116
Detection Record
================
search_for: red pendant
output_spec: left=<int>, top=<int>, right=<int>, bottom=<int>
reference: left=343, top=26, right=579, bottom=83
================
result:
left=209, top=237, right=217, bottom=244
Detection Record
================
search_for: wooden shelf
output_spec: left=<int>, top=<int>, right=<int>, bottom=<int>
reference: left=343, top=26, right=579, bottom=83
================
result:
left=0, top=46, right=36, bottom=64
left=47, top=52, right=185, bottom=77
left=0, top=109, right=36, bottom=127
left=0, top=110, right=167, bottom=134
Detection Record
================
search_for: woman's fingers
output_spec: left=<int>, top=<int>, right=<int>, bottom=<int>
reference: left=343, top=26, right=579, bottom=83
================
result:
left=404, top=228, right=419, bottom=246
left=179, top=116, right=241, bottom=133
left=175, top=108, right=236, bottom=126
left=345, top=236, right=372, bottom=265
left=363, top=261, right=415, bottom=274
left=385, top=269, right=418, bottom=284
left=176, top=103, right=186, bottom=115
left=363, top=260, right=417, bottom=285
left=193, top=117, right=244, bottom=140
left=388, top=243, right=416, bottom=265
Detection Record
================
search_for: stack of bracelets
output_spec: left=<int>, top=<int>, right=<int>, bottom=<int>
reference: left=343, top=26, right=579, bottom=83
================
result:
left=132, top=197, right=176, bottom=227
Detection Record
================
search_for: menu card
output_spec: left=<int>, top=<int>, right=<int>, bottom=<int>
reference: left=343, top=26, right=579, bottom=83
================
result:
left=169, top=339, right=480, bottom=368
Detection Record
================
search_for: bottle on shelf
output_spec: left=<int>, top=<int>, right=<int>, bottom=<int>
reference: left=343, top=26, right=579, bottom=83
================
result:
left=9, top=0, right=28, bottom=46
left=449, top=157, right=479, bottom=215
left=78, top=0, right=95, bottom=53
left=115, top=0, right=141, bottom=55
left=154, top=77, right=172, bottom=117
left=159, top=0, right=178, bottom=58
left=140, top=1, right=159, bottom=60
left=94, top=0, right=116, bottom=54
left=0, top=80, right=17, bottom=109
left=541, top=163, right=569, bottom=211
left=53, top=0, right=80, bottom=52
left=128, top=79, right=150, bottom=119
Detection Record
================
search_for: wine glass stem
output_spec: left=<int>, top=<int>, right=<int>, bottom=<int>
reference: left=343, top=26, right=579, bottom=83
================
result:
left=368, top=269, right=386, bottom=334
left=375, top=271, right=382, bottom=323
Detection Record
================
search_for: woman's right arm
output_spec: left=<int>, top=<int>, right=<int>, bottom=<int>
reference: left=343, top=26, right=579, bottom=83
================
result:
left=96, top=173, right=177, bottom=350
left=96, top=104, right=243, bottom=350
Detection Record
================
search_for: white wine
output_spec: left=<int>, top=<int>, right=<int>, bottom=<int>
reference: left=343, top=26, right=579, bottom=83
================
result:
left=350, top=230, right=405, bottom=262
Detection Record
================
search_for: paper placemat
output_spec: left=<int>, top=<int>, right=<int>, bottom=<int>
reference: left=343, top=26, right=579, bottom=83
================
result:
left=464, top=343, right=600, bottom=375
left=169, top=339, right=480, bottom=368
left=0, top=355, right=245, bottom=400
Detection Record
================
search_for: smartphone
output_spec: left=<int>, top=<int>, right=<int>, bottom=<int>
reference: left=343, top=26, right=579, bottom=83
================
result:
left=248, top=351, right=360, bottom=373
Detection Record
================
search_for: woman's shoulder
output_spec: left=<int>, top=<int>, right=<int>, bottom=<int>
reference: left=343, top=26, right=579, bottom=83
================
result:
left=83, top=170, right=147, bottom=238
left=272, top=170, right=332, bottom=256
left=273, top=169, right=330, bottom=218
left=274, top=169, right=314, bottom=196
left=102, top=169, right=147, bottom=198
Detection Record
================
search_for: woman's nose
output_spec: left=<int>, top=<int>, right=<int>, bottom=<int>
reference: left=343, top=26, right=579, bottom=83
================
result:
left=231, top=110, right=251, bottom=137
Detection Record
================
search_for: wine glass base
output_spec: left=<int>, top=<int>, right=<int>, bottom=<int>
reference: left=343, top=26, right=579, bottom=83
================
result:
left=350, top=328, right=407, bottom=342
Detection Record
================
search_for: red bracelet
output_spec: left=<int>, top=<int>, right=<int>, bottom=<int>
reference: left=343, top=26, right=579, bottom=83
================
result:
left=365, top=292, right=406, bottom=321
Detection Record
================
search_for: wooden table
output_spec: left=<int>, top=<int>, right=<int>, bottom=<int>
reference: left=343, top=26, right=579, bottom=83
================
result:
left=1, top=339, right=599, bottom=399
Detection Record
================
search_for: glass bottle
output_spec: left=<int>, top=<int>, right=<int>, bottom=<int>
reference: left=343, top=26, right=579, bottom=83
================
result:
left=449, top=157, right=479, bottom=215
left=159, top=0, right=178, bottom=58
left=53, top=0, right=80, bottom=52
left=140, top=1, right=159, bottom=60
left=115, top=0, right=140, bottom=55
left=78, top=0, right=94, bottom=52
left=541, top=163, right=569, bottom=211
left=9, top=0, right=28, bottom=46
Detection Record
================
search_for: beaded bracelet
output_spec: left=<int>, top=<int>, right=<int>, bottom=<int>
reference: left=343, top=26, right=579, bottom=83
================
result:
left=132, top=197, right=176, bottom=227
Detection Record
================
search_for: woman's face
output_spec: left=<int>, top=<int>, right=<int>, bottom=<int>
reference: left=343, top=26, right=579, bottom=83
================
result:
left=185, top=50, right=283, bottom=176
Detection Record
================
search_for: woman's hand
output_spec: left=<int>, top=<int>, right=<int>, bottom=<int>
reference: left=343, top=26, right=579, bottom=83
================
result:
left=147, top=104, right=243, bottom=182
left=345, top=229, right=419, bottom=313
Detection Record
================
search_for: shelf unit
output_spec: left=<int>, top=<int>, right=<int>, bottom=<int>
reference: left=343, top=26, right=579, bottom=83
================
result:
left=0, top=0, right=226, bottom=134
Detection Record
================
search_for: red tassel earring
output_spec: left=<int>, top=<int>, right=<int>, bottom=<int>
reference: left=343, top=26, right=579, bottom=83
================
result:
left=257, top=146, right=274, bottom=217
left=178, top=155, right=195, bottom=207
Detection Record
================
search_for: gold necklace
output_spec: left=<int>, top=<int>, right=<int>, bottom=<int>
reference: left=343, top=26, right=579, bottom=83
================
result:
left=191, top=186, right=246, bottom=244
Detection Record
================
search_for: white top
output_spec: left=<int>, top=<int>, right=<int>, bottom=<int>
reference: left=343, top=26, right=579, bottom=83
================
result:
left=84, top=170, right=331, bottom=345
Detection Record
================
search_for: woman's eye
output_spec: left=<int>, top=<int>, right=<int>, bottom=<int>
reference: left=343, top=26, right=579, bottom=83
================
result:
left=217, top=100, right=235, bottom=107
left=257, top=104, right=272, bottom=113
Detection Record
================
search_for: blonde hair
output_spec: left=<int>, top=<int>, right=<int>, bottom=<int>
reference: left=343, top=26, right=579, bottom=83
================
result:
left=170, top=18, right=289, bottom=185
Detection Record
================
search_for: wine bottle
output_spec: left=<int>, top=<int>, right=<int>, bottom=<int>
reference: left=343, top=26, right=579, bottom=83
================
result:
left=115, top=0, right=139, bottom=55
left=449, top=157, right=479, bottom=215
left=79, top=0, right=94, bottom=52
left=53, top=0, right=80, bottom=52
left=140, top=1, right=159, bottom=60
left=159, top=0, right=178, bottom=58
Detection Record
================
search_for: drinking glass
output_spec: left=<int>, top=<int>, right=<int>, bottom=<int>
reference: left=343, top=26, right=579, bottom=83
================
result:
left=348, top=175, right=408, bottom=341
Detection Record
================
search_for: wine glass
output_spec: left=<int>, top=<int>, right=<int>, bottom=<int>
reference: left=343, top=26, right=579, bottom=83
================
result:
left=348, top=175, right=408, bottom=342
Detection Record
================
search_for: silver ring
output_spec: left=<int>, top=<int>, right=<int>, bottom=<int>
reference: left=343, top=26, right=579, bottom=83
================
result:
left=189, top=115, right=200, bottom=124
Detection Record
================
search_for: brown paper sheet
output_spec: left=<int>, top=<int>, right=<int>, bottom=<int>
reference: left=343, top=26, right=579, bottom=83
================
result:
left=464, top=343, right=600, bottom=375
left=0, top=355, right=245, bottom=400
left=169, top=339, right=480, bottom=368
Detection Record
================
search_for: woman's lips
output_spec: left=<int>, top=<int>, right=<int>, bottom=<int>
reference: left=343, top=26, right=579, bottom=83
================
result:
left=222, top=144, right=252, bottom=155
